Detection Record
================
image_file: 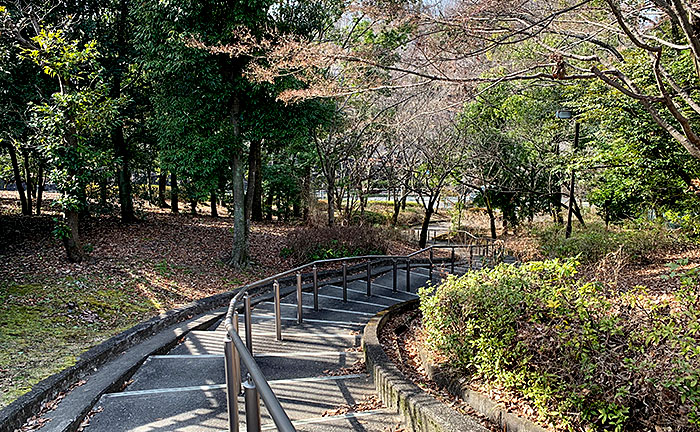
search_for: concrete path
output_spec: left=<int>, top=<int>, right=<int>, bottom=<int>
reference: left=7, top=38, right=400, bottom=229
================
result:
left=82, top=259, right=504, bottom=432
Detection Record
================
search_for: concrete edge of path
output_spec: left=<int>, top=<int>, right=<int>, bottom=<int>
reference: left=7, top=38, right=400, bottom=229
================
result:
left=363, top=299, right=547, bottom=432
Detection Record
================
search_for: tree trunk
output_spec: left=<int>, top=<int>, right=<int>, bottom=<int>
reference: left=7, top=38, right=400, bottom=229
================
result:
left=419, top=202, right=434, bottom=248
left=22, top=149, right=33, bottom=214
left=36, top=162, right=44, bottom=215
left=392, top=194, right=401, bottom=226
left=62, top=209, right=86, bottom=263
left=171, top=172, right=179, bottom=213
left=566, top=122, right=580, bottom=239
left=158, top=172, right=169, bottom=208
left=147, top=170, right=153, bottom=204
left=211, top=191, right=218, bottom=217
left=327, top=183, right=335, bottom=226
left=229, top=96, right=249, bottom=267
left=265, top=191, right=273, bottom=221
left=111, top=0, right=135, bottom=223
left=484, top=191, right=498, bottom=239
left=301, top=167, right=311, bottom=221
left=4, top=143, right=29, bottom=215
left=114, top=125, right=135, bottom=222
left=231, top=152, right=248, bottom=266
left=245, top=139, right=260, bottom=223
left=251, top=142, right=264, bottom=222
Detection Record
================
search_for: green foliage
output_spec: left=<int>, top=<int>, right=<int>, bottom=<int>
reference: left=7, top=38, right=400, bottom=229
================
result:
left=457, top=83, right=570, bottom=226
left=352, top=210, right=388, bottom=226
left=420, top=259, right=700, bottom=430
left=282, top=226, right=389, bottom=264
left=532, top=222, right=683, bottom=264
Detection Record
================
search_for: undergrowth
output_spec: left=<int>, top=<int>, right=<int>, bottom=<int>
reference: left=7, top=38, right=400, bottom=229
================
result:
left=281, top=225, right=389, bottom=264
left=532, top=222, right=689, bottom=264
left=420, top=259, right=700, bottom=431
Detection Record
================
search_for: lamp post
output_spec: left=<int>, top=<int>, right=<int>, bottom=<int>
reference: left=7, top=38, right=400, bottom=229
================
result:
left=556, top=109, right=579, bottom=239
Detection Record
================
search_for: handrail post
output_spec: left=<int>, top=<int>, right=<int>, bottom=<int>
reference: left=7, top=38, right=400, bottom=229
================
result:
left=450, top=247, right=455, bottom=274
left=312, top=265, right=319, bottom=311
left=273, top=280, right=282, bottom=341
left=469, top=245, right=474, bottom=270
left=224, top=332, right=240, bottom=432
left=406, top=258, right=411, bottom=293
left=342, top=262, right=348, bottom=302
left=366, top=261, right=371, bottom=296
left=429, top=248, right=434, bottom=281
left=244, top=294, right=253, bottom=354
left=243, top=376, right=262, bottom=432
left=392, top=259, right=398, bottom=292
left=296, top=272, right=303, bottom=324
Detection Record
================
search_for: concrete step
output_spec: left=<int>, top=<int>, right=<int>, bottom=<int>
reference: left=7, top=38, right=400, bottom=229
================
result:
left=84, top=375, right=384, bottom=431
left=169, top=327, right=359, bottom=356
left=126, top=349, right=364, bottom=391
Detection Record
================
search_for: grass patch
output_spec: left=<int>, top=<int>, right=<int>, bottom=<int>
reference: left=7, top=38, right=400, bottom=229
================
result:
left=0, top=280, right=158, bottom=408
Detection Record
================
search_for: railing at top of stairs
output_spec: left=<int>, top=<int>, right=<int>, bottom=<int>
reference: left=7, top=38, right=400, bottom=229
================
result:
left=222, top=238, right=503, bottom=432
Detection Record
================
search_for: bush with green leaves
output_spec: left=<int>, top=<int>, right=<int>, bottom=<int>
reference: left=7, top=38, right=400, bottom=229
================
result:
left=532, top=222, right=684, bottom=264
left=420, top=259, right=700, bottom=431
left=283, top=225, right=388, bottom=264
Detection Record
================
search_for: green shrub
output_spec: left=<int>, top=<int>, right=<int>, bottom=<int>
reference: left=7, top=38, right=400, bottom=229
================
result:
left=420, top=259, right=700, bottom=431
left=351, top=210, right=388, bottom=226
left=283, top=225, right=389, bottom=264
left=532, top=222, right=682, bottom=264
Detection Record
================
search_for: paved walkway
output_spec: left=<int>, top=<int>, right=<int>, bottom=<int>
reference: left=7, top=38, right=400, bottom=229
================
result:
left=83, top=260, right=496, bottom=432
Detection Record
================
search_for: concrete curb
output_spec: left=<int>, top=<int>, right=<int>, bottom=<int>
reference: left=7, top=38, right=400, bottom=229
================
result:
left=362, top=300, right=489, bottom=432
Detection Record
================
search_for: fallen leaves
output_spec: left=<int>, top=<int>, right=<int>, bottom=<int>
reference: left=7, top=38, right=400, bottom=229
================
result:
left=323, top=359, right=366, bottom=376
left=321, top=394, right=385, bottom=417
left=18, top=379, right=87, bottom=431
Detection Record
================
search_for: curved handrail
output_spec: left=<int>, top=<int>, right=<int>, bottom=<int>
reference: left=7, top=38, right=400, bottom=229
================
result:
left=222, top=239, right=503, bottom=431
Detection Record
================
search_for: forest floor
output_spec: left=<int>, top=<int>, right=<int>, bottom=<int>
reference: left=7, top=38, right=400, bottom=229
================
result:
left=0, top=191, right=426, bottom=409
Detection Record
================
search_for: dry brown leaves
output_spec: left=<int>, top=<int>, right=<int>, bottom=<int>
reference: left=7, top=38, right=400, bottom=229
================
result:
left=321, top=394, right=385, bottom=417
left=323, top=359, right=366, bottom=376
left=18, top=379, right=87, bottom=432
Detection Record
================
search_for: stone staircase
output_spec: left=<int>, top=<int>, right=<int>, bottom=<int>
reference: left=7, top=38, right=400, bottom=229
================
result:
left=83, top=260, right=501, bottom=432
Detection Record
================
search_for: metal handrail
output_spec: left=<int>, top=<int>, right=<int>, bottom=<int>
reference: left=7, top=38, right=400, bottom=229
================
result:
left=222, top=239, right=503, bottom=432
left=410, top=227, right=498, bottom=245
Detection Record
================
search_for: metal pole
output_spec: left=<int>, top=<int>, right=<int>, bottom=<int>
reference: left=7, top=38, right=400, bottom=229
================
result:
left=366, top=261, right=371, bottom=296
left=342, top=262, right=348, bottom=302
left=312, top=265, right=319, bottom=311
left=406, top=258, right=411, bottom=293
left=296, top=272, right=303, bottom=324
left=429, top=248, right=434, bottom=281
left=244, top=294, right=253, bottom=354
left=450, top=248, right=455, bottom=273
left=243, top=376, right=262, bottom=432
left=273, top=280, right=282, bottom=341
left=224, top=335, right=240, bottom=432
left=392, top=259, right=397, bottom=292
left=566, top=121, right=580, bottom=239
left=232, top=311, right=241, bottom=394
